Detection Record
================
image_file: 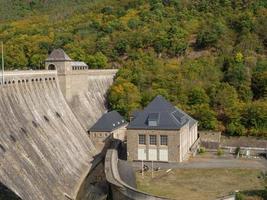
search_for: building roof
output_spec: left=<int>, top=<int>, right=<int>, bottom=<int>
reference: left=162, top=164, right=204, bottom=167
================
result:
left=71, top=61, right=88, bottom=67
left=45, top=49, right=72, bottom=61
left=127, top=95, right=197, bottom=130
left=90, top=111, right=127, bottom=132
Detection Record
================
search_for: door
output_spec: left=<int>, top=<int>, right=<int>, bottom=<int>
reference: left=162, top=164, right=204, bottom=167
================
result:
left=138, top=148, right=146, bottom=160
left=148, top=149, right=157, bottom=161
left=159, top=149, right=168, bottom=161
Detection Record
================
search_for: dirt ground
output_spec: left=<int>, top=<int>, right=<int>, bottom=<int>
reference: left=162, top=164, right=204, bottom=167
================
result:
left=136, top=168, right=266, bottom=200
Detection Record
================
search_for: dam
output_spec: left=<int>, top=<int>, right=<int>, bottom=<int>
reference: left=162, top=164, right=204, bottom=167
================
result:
left=0, top=49, right=117, bottom=200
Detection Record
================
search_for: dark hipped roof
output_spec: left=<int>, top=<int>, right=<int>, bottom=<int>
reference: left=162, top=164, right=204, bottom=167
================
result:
left=90, top=111, right=127, bottom=132
left=127, top=95, right=197, bottom=130
left=45, top=49, right=72, bottom=61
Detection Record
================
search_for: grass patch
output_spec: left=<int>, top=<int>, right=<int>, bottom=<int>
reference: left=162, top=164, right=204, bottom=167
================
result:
left=136, top=168, right=266, bottom=200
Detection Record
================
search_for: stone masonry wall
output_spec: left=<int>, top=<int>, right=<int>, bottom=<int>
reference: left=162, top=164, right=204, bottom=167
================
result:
left=127, top=129, right=180, bottom=162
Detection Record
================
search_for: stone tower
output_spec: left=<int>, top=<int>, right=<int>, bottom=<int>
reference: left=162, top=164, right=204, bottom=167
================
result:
left=45, top=49, right=73, bottom=74
left=45, top=49, right=73, bottom=98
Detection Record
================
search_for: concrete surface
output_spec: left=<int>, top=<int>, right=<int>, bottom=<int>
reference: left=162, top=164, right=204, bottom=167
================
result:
left=0, top=74, right=96, bottom=200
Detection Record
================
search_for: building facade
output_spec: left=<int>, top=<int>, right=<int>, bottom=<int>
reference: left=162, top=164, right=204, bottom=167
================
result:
left=89, top=111, right=127, bottom=152
left=127, top=95, right=198, bottom=162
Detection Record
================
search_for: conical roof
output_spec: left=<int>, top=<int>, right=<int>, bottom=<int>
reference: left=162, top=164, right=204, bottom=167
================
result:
left=45, top=49, right=72, bottom=61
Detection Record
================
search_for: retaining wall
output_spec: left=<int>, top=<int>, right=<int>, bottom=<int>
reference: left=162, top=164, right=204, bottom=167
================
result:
left=105, top=143, right=172, bottom=200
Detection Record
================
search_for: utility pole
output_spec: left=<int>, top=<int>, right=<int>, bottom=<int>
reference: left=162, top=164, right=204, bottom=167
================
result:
left=1, top=41, right=4, bottom=84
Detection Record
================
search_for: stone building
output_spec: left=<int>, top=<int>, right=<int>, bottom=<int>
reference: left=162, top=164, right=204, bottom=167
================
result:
left=89, top=111, right=128, bottom=152
left=127, top=95, right=198, bottom=162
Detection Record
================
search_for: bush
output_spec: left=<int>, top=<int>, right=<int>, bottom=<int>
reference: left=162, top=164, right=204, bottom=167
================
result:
left=198, top=147, right=206, bottom=154
left=217, top=148, right=224, bottom=156
left=236, top=192, right=245, bottom=200
left=226, top=122, right=246, bottom=136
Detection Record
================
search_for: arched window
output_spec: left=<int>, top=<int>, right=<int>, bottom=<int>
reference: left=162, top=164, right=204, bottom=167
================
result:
left=48, top=64, right=56, bottom=70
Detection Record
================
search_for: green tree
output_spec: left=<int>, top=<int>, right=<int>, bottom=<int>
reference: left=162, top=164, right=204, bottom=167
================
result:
left=190, top=104, right=218, bottom=130
left=196, top=21, right=225, bottom=49
left=225, top=62, right=252, bottom=101
left=252, top=60, right=267, bottom=99
left=188, top=87, right=210, bottom=106
left=241, top=100, right=267, bottom=136
left=86, top=52, right=108, bottom=69
left=108, top=78, right=141, bottom=117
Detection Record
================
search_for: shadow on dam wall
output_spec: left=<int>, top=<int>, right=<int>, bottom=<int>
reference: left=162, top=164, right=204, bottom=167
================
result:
left=68, top=72, right=116, bottom=131
left=0, top=72, right=97, bottom=200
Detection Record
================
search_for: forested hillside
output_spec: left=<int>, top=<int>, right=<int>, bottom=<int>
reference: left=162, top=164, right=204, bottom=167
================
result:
left=0, top=0, right=266, bottom=136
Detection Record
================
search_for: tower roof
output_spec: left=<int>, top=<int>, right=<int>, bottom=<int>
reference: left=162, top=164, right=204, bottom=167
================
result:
left=45, top=49, right=72, bottom=61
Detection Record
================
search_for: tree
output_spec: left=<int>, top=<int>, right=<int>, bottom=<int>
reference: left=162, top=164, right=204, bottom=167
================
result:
left=114, top=39, right=129, bottom=56
left=224, top=61, right=252, bottom=101
left=188, top=87, right=210, bottom=106
left=108, top=78, right=141, bottom=117
left=190, top=104, right=218, bottom=130
left=252, top=60, right=267, bottom=99
left=86, top=52, right=108, bottom=69
left=196, top=21, right=225, bottom=49
left=213, top=83, right=246, bottom=135
left=241, top=100, right=267, bottom=136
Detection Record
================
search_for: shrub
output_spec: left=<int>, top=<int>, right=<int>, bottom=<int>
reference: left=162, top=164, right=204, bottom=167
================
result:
left=236, top=192, right=245, bottom=200
left=198, top=147, right=206, bottom=154
left=217, top=148, right=224, bottom=156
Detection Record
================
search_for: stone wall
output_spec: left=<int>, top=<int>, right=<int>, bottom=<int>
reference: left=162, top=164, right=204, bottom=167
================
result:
left=105, top=146, right=171, bottom=200
left=89, top=131, right=113, bottom=153
left=89, top=125, right=127, bottom=153
left=199, top=131, right=221, bottom=149
left=127, top=129, right=180, bottom=162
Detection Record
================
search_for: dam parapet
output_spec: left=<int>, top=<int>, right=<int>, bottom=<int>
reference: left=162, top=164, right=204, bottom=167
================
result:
left=0, top=70, right=57, bottom=85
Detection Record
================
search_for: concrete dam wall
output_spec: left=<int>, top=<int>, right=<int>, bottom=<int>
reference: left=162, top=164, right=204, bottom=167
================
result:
left=0, top=71, right=96, bottom=200
left=61, top=69, right=117, bottom=131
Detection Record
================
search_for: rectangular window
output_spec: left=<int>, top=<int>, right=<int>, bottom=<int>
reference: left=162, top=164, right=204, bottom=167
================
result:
left=139, top=134, right=146, bottom=145
left=160, top=135, right=168, bottom=146
left=149, top=135, right=157, bottom=145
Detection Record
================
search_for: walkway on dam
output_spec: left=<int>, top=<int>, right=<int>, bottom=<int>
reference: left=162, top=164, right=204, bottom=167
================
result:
left=130, top=157, right=267, bottom=170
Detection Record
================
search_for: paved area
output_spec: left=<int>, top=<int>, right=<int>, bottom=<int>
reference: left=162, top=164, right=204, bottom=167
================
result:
left=130, top=157, right=267, bottom=171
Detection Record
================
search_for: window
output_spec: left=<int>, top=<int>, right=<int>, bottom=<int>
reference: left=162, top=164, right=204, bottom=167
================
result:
left=160, top=135, right=168, bottom=146
left=139, top=134, right=146, bottom=145
left=149, top=135, right=157, bottom=145
left=148, top=113, right=159, bottom=127
left=48, top=64, right=56, bottom=70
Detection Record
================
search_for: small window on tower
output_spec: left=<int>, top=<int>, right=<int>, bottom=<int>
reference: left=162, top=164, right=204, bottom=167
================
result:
left=48, top=64, right=56, bottom=70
